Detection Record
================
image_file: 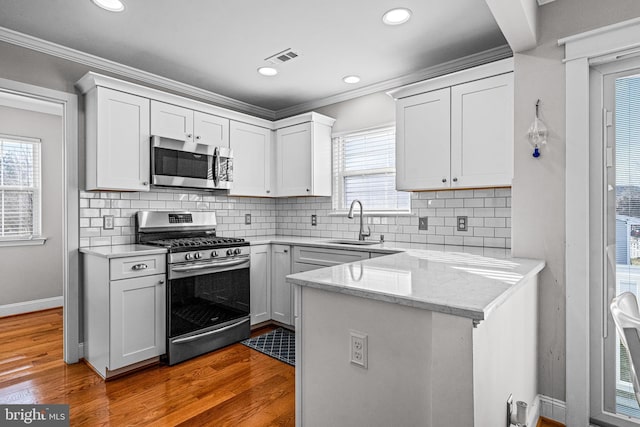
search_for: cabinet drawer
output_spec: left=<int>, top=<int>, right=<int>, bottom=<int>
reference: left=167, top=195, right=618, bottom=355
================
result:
left=110, top=254, right=166, bottom=281
left=293, top=246, right=369, bottom=267
left=293, top=262, right=324, bottom=274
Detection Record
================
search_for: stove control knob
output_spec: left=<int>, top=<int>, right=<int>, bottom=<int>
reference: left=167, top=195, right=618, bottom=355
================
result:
left=226, top=249, right=233, bottom=256
left=211, top=251, right=218, bottom=258
left=194, top=252, right=202, bottom=260
left=185, top=253, right=193, bottom=261
left=234, top=248, right=241, bottom=255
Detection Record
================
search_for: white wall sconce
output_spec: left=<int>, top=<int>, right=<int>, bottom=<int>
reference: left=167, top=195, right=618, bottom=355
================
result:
left=527, top=99, right=548, bottom=158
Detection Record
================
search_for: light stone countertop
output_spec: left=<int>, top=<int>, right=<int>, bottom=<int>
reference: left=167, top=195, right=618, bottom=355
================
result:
left=283, top=243, right=545, bottom=323
left=79, top=244, right=168, bottom=258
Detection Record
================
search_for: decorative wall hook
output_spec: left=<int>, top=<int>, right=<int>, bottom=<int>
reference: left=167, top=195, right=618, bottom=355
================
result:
left=527, top=99, right=548, bottom=158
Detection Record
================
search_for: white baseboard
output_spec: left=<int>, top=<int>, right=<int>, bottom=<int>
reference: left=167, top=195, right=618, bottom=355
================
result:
left=0, top=296, right=63, bottom=317
left=538, top=394, right=567, bottom=424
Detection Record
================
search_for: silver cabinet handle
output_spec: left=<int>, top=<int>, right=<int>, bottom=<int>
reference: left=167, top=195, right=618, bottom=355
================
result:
left=195, top=135, right=201, bottom=140
left=266, top=190, right=271, bottom=194
left=284, top=249, right=288, bottom=253
left=186, top=133, right=193, bottom=139
left=158, top=279, right=164, bottom=284
left=453, top=177, right=458, bottom=182
left=142, top=181, right=149, bottom=186
left=442, top=178, right=447, bottom=183
left=173, top=318, right=250, bottom=344
left=131, top=263, right=148, bottom=271
left=306, top=188, right=310, bottom=192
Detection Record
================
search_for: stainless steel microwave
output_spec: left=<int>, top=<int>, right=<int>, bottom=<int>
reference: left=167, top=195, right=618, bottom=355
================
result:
left=151, top=136, right=233, bottom=190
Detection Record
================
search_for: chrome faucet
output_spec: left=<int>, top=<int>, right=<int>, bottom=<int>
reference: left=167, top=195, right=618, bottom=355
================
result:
left=347, top=199, right=371, bottom=241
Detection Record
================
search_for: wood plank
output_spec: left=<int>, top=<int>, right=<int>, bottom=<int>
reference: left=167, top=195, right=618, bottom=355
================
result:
left=0, top=308, right=295, bottom=425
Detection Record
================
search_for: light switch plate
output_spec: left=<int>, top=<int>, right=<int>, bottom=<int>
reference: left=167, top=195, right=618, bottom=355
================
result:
left=418, top=217, right=428, bottom=230
left=245, top=214, right=251, bottom=225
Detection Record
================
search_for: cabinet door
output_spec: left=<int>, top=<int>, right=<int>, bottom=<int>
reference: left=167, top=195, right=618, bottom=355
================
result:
left=229, top=121, right=272, bottom=197
left=150, top=100, right=194, bottom=141
left=94, top=87, right=150, bottom=191
left=109, top=274, right=166, bottom=370
left=396, top=88, right=451, bottom=190
left=194, top=111, right=229, bottom=147
left=276, top=123, right=312, bottom=197
left=271, top=244, right=292, bottom=325
left=451, top=73, right=513, bottom=188
left=250, top=245, right=271, bottom=325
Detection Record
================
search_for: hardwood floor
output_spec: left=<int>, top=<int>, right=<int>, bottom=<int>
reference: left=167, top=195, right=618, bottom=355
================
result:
left=0, top=309, right=294, bottom=426
left=538, top=417, right=565, bottom=427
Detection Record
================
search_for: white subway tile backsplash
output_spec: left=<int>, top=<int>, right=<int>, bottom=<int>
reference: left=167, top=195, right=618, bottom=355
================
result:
left=79, top=187, right=510, bottom=249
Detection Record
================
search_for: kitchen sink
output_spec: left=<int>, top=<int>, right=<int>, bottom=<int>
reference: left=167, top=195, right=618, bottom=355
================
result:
left=326, top=239, right=380, bottom=246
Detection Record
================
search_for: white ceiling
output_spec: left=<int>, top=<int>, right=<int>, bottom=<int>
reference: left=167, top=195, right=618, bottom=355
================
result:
left=0, top=0, right=508, bottom=114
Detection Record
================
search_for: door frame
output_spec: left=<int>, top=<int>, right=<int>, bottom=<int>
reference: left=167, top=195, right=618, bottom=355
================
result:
left=0, top=77, right=79, bottom=363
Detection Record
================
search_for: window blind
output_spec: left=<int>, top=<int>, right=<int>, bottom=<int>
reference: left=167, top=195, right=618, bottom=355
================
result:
left=0, top=136, right=41, bottom=239
left=332, top=127, right=410, bottom=213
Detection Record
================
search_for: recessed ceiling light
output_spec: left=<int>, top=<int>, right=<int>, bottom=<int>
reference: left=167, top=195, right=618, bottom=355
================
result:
left=343, top=75, right=361, bottom=84
left=382, top=8, right=412, bottom=25
left=257, top=67, right=278, bottom=77
left=91, top=0, right=125, bottom=12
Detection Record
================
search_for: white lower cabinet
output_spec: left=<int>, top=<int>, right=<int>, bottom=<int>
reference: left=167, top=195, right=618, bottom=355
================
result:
left=250, top=245, right=271, bottom=325
left=83, top=252, right=166, bottom=378
left=271, top=244, right=292, bottom=325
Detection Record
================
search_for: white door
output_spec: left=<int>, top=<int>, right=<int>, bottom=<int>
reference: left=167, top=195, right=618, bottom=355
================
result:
left=229, top=121, right=272, bottom=197
left=109, top=274, right=166, bottom=370
left=271, top=244, right=292, bottom=325
left=276, top=122, right=312, bottom=196
left=451, top=73, right=513, bottom=188
left=194, top=111, right=229, bottom=147
left=250, top=245, right=271, bottom=325
left=96, top=88, right=150, bottom=191
left=395, top=88, right=451, bottom=190
left=592, top=62, right=640, bottom=426
left=150, top=100, right=194, bottom=141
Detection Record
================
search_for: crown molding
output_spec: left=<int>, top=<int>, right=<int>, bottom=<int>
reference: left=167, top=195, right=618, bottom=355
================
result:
left=273, top=45, right=513, bottom=119
left=0, top=26, right=276, bottom=119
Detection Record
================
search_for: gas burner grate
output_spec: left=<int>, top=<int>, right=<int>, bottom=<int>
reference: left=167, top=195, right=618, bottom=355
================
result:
left=147, top=236, right=245, bottom=248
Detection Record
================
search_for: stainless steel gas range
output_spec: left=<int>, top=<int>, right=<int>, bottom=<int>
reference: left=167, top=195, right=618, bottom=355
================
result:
left=135, top=211, right=250, bottom=365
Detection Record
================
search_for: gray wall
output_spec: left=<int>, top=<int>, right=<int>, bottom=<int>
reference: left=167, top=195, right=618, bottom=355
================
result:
left=511, top=0, right=640, bottom=402
left=0, top=105, right=64, bottom=305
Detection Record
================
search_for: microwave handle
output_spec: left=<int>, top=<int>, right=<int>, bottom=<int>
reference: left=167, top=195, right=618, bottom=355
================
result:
left=213, top=146, right=220, bottom=187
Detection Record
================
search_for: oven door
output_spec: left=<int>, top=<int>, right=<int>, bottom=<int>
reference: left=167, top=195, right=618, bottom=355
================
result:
left=151, top=135, right=215, bottom=189
left=165, top=257, right=250, bottom=364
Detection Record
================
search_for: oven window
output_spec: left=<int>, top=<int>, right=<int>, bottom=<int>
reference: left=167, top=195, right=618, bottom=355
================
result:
left=154, top=147, right=212, bottom=180
left=168, top=268, right=250, bottom=338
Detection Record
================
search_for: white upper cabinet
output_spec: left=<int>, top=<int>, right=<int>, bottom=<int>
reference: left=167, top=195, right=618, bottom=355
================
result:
left=194, top=111, right=230, bottom=147
left=451, top=73, right=513, bottom=188
left=85, top=87, right=151, bottom=191
left=275, top=115, right=334, bottom=197
left=396, top=88, right=451, bottom=190
left=150, top=100, right=229, bottom=146
left=390, top=59, right=514, bottom=191
left=229, top=121, right=273, bottom=197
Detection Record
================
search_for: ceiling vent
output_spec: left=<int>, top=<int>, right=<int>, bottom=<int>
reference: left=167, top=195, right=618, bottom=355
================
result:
left=265, top=48, right=300, bottom=65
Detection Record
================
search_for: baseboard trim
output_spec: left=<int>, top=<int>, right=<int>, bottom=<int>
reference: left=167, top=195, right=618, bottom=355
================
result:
left=0, top=296, right=63, bottom=317
left=538, top=394, right=567, bottom=425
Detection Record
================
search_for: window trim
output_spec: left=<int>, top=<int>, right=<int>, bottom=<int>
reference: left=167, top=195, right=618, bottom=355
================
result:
left=332, top=126, right=411, bottom=215
left=0, top=134, right=43, bottom=240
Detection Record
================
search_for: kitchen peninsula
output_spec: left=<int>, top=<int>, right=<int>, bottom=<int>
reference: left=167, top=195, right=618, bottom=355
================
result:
left=287, top=249, right=544, bottom=427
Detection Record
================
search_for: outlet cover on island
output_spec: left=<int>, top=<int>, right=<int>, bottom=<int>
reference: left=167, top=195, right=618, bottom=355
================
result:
left=245, top=214, right=251, bottom=225
left=349, top=330, right=368, bottom=369
left=418, top=217, right=428, bottom=230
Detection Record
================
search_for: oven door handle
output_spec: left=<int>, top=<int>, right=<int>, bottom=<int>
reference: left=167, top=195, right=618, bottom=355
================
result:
left=172, top=318, right=250, bottom=344
left=171, top=258, right=249, bottom=272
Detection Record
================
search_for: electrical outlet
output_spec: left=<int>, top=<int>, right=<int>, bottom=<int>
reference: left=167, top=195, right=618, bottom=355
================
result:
left=311, top=214, right=317, bottom=226
left=418, top=216, right=428, bottom=230
left=350, top=331, right=368, bottom=369
left=457, top=216, right=468, bottom=232
left=245, top=214, right=251, bottom=225
left=103, top=215, right=114, bottom=230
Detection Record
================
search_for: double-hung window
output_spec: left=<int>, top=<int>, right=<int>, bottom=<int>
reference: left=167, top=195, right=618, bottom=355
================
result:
left=0, top=136, right=41, bottom=240
left=332, top=127, right=410, bottom=213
